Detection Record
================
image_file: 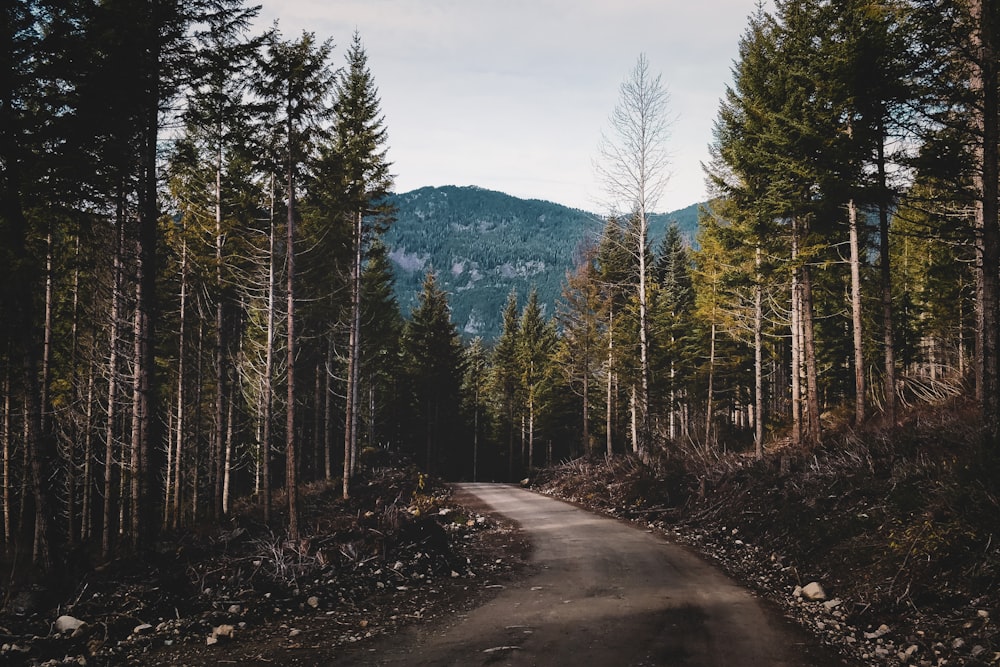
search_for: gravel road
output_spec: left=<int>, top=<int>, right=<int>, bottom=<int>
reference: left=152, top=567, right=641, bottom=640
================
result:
left=339, top=483, right=848, bottom=666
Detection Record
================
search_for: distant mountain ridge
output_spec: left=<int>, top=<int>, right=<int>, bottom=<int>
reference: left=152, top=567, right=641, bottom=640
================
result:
left=383, top=185, right=702, bottom=341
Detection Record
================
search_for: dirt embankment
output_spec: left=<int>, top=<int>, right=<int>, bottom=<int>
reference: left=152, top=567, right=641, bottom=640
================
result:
left=0, top=467, right=530, bottom=666
left=533, top=400, right=1000, bottom=667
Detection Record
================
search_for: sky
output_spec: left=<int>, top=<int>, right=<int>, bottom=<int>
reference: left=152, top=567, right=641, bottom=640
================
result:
left=253, top=1, right=766, bottom=214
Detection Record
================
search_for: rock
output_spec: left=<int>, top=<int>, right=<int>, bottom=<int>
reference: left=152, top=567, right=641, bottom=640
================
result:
left=864, top=624, right=890, bottom=640
left=228, top=604, right=242, bottom=614
left=132, top=623, right=153, bottom=635
left=55, top=615, right=86, bottom=635
left=206, top=635, right=218, bottom=646
left=307, top=596, right=320, bottom=609
left=951, top=637, right=965, bottom=649
left=977, top=609, right=989, bottom=620
left=822, top=598, right=841, bottom=611
left=970, top=645, right=986, bottom=658
left=212, top=624, right=235, bottom=640
left=801, top=582, right=826, bottom=601
left=288, top=628, right=302, bottom=638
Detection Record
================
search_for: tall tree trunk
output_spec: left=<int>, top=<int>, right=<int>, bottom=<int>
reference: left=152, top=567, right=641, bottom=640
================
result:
left=222, top=385, right=234, bottom=514
left=705, top=321, right=716, bottom=447
left=81, top=359, right=95, bottom=541
left=754, top=246, right=764, bottom=459
left=285, top=158, right=299, bottom=541
left=606, top=305, right=614, bottom=457
left=102, top=215, right=124, bottom=559
left=213, top=146, right=227, bottom=521
left=802, top=263, right=822, bottom=444
left=790, top=225, right=803, bottom=447
left=171, top=233, right=187, bottom=529
left=876, top=119, right=896, bottom=424
left=343, top=209, right=362, bottom=499
left=2, top=369, right=10, bottom=549
left=637, top=212, right=651, bottom=457
left=131, top=27, right=160, bottom=550
left=849, top=199, right=866, bottom=425
left=323, top=342, right=332, bottom=480
left=971, top=0, right=1000, bottom=441
left=261, top=174, right=276, bottom=524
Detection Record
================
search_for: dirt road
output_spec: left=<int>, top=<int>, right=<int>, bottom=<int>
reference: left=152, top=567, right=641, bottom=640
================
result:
left=340, top=483, right=846, bottom=666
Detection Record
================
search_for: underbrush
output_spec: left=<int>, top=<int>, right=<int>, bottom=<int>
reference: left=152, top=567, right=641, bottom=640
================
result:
left=0, top=464, right=523, bottom=666
left=533, top=399, right=1000, bottom=666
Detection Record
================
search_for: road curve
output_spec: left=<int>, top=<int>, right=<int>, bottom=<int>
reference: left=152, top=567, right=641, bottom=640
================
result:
left=346, top=483, right=845, bottom=666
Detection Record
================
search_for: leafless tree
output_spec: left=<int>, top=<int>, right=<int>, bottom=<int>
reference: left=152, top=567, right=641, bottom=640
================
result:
left=596, top=53, right=672, bottom=456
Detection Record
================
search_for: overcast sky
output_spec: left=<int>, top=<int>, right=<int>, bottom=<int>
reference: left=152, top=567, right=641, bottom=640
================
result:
left=254, top=1, right=766, bottom=214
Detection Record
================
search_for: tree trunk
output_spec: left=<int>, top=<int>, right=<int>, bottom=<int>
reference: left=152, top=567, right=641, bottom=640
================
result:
left=705, top=321, right=716, bottom=447
left=285, top=157, right=299, bottom=541
left=849, top=199, right=866, bottom=425
left=343, top=209, right=363, bottom=499
left=102, top=216, right=123, bottom=559
left=790, top=225, right=803, bottom=447
left=171, top=233, right=187, bottom=529
left=323, top=342, right=332, bottom=480
left=637, top=211, right=651, bottom=456
left=261, top=173, right=277, bottom=524
left=606, top=305, right=614, bottom=457
left=876, top=119, right=896, bottom=424
left=971, top=0, right=1000, bottom=441
left=802, top=263, right=822, bottom=444
left=754, top=246, right=764, bottom=459
left=2, top=370, right=10, bottom=548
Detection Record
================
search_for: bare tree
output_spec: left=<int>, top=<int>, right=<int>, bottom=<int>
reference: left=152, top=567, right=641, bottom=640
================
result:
left=597, top=53, right=672, bottom=456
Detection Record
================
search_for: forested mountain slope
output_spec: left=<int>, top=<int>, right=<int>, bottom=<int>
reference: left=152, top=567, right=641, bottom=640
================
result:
left=383, top=185, right=701, bottom=339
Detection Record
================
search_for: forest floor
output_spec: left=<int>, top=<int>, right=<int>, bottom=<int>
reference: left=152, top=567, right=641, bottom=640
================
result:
left=532, top=398, right=1000, bottom=667
left=2, top=399, right=997, bottom=666
left=0, top=467, right=531, bottom=666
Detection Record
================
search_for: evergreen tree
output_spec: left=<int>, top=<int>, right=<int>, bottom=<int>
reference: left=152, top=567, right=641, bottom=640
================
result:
left=491, top=290, right=522, bottom=479
left=331, top=31, right=395, bottom=499
left=257, top=29, right=336, bottom=539
left=517, top=288, right=557, bottom=471
left=401, top=273, right=465, bottom=477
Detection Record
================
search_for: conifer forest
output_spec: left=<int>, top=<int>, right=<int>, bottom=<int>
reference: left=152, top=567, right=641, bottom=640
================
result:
left=1, top=0, right=1000, bottom=589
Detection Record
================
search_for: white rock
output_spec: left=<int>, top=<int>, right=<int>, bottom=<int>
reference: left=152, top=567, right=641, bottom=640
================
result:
left=822, top=599, right=842, bottom=610
left=801, top=582, right=827, bottom=601
left=288, top=628, right=302, bottom=638
left=977, top=609, right=989, bottom=620
left=132, top=623, right=153, bottom=635
left=864, top=624, right=890, bottom=640
left=206, top=635, right=218, bottom=646
left=212, top=624, right=235, bottom=640
left=54, top=616, right=86, bottom=635
left=307, top=596, right=320, bottom=609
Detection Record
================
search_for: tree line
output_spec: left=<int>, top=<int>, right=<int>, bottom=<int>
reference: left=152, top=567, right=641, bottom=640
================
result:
left=0, top=0, right=468, bottom=570
left=2, top=0, right=998, bottom=573
left=462, top=0, right=1000, bottom=476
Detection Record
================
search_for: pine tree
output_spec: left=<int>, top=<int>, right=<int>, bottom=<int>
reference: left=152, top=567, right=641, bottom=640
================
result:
left=331, top=31, right=394, bottom=499
left=257, top=29, right=335, bottom=540
left=491, top=290, right=522, bottom=479
left=402, top=273, right=465, bottom=477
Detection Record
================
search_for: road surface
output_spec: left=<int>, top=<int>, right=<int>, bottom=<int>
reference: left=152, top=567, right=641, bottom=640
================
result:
left=342, top=483, right=846, bottom=666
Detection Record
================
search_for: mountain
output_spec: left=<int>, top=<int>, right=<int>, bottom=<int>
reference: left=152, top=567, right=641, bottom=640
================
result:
left=383, top=185, right=703, bottom=341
